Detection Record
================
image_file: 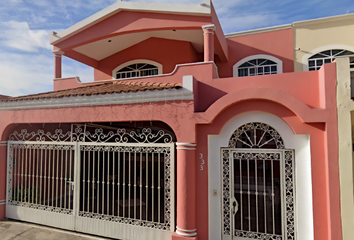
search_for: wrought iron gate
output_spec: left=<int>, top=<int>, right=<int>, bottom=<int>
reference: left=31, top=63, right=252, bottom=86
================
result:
left=221, top=122, right=296, bottom=240
left=6, top=125, right=175, bottom=240
left=221, top=149, right=295, bottom=240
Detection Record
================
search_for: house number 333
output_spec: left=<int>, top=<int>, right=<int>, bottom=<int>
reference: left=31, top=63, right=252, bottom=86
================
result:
left=199, top=153, right=205, bottom=171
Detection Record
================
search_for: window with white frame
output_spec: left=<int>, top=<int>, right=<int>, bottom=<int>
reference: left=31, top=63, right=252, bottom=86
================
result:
left=308, top=49, right=354, bottom=71
left=113, top=60, right=163, bottom=80
left=233, top=55, right=283, bottom=77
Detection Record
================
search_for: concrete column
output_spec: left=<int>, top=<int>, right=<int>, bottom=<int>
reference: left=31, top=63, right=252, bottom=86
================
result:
left=202, top=24, right=216, bottom=62
left=172, top=143, right=197, bottom=240
left=52, top=50, right=64, bottom=79
left=0, top=142, right=7, bottom=220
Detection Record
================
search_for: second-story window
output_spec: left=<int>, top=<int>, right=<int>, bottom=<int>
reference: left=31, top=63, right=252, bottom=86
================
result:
left=308, top=49, right=354, bottom=71
left=233, top=55, right=283, bottom=78
left=116, top=63, right=159, bottom=79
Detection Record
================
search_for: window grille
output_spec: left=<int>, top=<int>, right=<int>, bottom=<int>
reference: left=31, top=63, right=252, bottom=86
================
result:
left=116, top=63, right=159, bottom=79
left=238, top=59, right=278, bottom=77
left=308, top=49, right=354, bottom=71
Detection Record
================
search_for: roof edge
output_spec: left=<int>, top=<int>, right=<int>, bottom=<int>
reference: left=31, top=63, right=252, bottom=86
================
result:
left=0, top=88, right=192, bottom=111
left=50, top=0, right=211, bottom=45
left=293, top=12, right=354, bottom=27
left=225, top=24, right=292, bottom=38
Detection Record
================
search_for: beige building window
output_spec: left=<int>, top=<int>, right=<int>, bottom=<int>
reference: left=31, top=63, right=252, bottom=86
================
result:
left=308, top=49, right=354, bottom=71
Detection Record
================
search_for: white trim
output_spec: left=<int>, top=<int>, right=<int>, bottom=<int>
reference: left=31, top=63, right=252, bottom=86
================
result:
left=202, top=24, right=216, bottom=31
left=112, top=59, right=163, bottom=79
left=53, top=76, right=82, bottom=83
left=225, top=24, right=291, bottom=38
left=176, top=147, right=196, bottom=150
left=176, top=143, right=197, bottom=146
left=302, top=45, right=354, bottom=71
left=52, top=50, right=64, bottom=55
left=50, top=1, right=211, bottom=45
left=176, top=227, right=197, bottom=232
left=0, top=88, right=193, bottom=111
left=233, top=54, right=283, bottom=77
left=208, top=111, right=313, bottom=240
left=176, top=230, right=197, bottom=237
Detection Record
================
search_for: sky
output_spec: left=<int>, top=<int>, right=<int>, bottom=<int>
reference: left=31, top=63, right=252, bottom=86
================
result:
left=1, top=0, right=354, bottom=97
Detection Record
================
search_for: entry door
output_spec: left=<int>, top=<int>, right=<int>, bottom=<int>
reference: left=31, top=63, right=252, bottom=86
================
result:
left=221, top=149, right=295, bottom=240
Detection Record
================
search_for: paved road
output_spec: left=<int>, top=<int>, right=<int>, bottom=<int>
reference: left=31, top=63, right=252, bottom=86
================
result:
left=0, top=220, right=113, bottom=240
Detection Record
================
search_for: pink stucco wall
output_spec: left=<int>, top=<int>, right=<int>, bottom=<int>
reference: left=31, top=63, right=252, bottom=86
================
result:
left=94, top=37, right=202, bottom=81
left=0, top=62, right=342, bottom=240
left=217, top=29, right=294, bottom=78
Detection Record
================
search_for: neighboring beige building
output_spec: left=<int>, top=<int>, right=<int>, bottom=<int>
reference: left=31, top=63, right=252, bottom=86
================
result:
left=336, top=57, right=354, bottom=240
left=292, top=13, right=354, bottom=240
left=293, top=13, right=354, bottom=72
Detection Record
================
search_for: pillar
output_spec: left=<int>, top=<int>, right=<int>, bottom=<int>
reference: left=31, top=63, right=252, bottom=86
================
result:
left=0, top=141, right=7, bottom=220
left=172, top=143, right=198, bottom=240
left=52, top=50, right=64, bottom=79
left=202, top=24, right=216, bottom=62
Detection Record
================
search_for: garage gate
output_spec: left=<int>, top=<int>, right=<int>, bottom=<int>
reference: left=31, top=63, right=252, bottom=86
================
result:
left=6, top=125, right=175, bottom=240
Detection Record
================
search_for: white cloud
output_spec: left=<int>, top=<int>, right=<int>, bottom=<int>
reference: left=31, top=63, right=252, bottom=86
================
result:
left=0, top=21, right=51, bottom=52
left=0, top=52, right=95, bottom=97
left=0, top=52, right=53, bottom=96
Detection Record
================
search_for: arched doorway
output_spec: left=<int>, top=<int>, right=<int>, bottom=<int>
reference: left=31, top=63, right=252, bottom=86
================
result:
left=221, top=122, right=295, bottom=240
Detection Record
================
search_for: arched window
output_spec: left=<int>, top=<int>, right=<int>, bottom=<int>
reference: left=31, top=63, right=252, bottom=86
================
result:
left=228, top=122, right=285, bottom=149
left=233, top=55, right=283, bottom=77
left=308, top=49, right=354, bottom=71
left=112, top=60, right=163, bottom=79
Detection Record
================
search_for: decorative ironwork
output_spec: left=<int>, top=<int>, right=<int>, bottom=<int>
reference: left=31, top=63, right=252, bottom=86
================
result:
left=222, top=150, right=295, bottom=240
left=228, top=122, right=284, bottom=149
left=235, top=230, right=282, bottom=240
left=7, top=125, right=175, bottom=238
left=222, top=149, right=231, bottom=235
left=284, top=150, right=295, bottom=240
left=7, top=142, right=75, bottom=215
left=9, top=125, right=173, bottom=144
left=78, top=144, right=173, bottom=231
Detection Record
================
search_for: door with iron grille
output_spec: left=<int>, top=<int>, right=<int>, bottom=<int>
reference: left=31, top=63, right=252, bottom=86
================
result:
left=221, top=122, right=295, bottom=240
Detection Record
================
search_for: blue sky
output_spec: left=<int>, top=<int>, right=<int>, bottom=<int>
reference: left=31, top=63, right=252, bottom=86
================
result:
left=1, top=0, right=354, bottom=96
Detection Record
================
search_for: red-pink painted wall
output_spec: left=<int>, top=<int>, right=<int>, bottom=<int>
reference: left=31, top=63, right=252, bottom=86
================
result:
left=55, top=11, right=211, bottom=51
left=0, top=62, right=342, bottom=240
left=217, top=29, right=294, bottom=78
left=94, top=37, right=202, bottom=81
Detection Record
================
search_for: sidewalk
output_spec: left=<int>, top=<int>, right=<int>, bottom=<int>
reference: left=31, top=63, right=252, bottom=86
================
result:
left=0, top=220, right=113, bottom=240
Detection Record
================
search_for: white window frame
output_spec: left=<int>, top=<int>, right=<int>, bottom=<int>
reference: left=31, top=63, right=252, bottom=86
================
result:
left=302, top=45, right=354, bottom=71
left=233, top=54, right=283, bottom=77
left=112, top=59, right=163, bottom=79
